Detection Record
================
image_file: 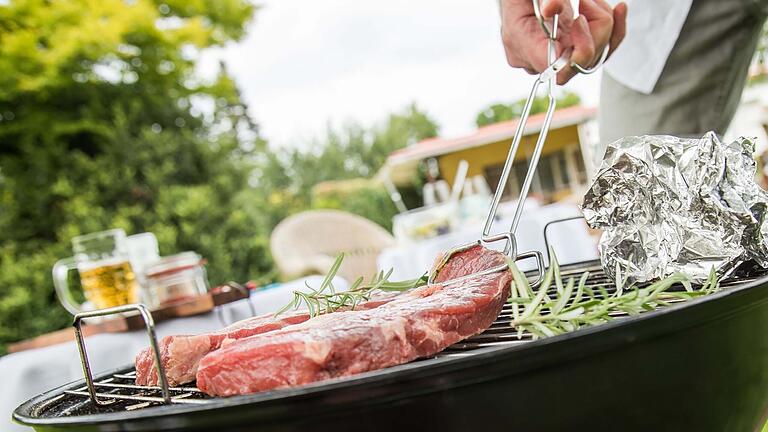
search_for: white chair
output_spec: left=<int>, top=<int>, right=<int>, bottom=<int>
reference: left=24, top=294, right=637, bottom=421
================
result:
left=270, top=210, right=396, bottom=283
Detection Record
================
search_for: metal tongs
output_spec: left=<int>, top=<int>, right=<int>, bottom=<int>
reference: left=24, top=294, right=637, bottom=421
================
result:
left=430, top=0, right=608, bottom=286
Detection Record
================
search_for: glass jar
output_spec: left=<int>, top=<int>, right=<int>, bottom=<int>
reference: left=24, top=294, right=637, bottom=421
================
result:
left=143, top=252, right=209, bottom=309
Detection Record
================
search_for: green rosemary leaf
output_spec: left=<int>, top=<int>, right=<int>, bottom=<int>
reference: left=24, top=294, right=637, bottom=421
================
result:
left=572, top=272, right=588, bottom=305
left=507, top=252, right=720, bottom=339
left=506, top=257, right=532, bottom=299
left=520, top=264, right=554, bottom=319
left=551, top=277, right=574, bottom=314
left=551, top=248, right=563, bottom=295
left=704, top=267, right=719, bottom=293
left=276, top=255, right=427, bottom=317
left=531, top=321, right=557, bottom=338
left=371, top=268, right=395, bottom=292
left=320, top=254, right=344, bottom=293
left=377, top=274, right=427, bottom=291
left=349, top=277, right=364, bottom=292
left=681, top=278, right=693, bottom=293
left=596, top=284, right=610, bottom=300
left=555, top=306, right=585, bottom=321
left=274, top=294, right=298, bottom=317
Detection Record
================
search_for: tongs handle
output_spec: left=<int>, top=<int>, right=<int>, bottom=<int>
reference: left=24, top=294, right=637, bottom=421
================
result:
left=73, top=304, right=171, bottom=406
left=532, top=0, right=610, bottom=74
left=481, top=39, right=569, bottom=257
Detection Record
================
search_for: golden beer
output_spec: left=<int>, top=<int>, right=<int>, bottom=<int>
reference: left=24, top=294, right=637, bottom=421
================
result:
left=53, top=229, right=143, bottom=314
left=78, top=260, right=140, bottom=309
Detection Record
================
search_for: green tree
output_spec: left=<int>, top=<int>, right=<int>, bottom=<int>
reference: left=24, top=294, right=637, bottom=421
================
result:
left=311, top=179, right=397, bottom=231
left=0, top=0, right=260, bottom=354
left=475, top=91, right=582, bottom=127
left=271, top=103, right=439, bottom=202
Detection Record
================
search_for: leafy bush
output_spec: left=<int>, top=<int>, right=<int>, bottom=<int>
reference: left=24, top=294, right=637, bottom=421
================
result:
left=311, top=179, right=399, bottom=231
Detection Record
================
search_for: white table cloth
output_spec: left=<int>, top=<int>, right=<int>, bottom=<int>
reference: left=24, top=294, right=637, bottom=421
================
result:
left=0, top=276, right=347, bottom=432
left=378, top=203, right=598, bottom=280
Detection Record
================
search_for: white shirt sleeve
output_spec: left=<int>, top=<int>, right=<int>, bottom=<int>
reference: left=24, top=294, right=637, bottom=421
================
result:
left=603, top=0, right=693, bottom=94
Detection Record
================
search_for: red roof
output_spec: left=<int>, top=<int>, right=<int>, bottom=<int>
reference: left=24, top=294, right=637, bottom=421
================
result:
left=388, top=105, right=597, bottom=164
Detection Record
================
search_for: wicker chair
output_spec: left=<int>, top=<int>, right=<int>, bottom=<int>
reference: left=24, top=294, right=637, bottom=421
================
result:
left=270, top=210, right=396, bottom=283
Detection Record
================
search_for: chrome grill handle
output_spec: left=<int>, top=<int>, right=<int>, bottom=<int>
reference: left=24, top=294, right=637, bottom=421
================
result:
left=543, top=215, right=589, bottom=265
left=73, top=304, right=171, bottom=406
left=515, top=250, right=545, bottom=288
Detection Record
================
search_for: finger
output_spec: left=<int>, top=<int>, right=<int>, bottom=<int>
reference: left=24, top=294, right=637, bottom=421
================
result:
left=607, top=2, right=628, bottom=58
left=579, top=0, right=613, bottom=49
left=527, top=36, right=558, bottom=71
left=554, top=39, right=577, bottom=84
left=541, top=0, right=574, bottom=26
left=592, top=0, right=613, bottom=14
left=540, top=0, right=568, bottom=16
left=569, top=15, right=596, bottom=69
left=556, top=67, right=578, bottom=85
left=579, top=0, right=612, bottom=21
left=504, top=44, right=545, bottom=73
left=501, top=12, right=555, bottom=73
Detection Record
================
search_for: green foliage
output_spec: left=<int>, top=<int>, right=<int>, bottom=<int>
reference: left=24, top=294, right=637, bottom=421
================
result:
left=475, top=91, right=581, bottom=127
left=311, top=179, right=399, bottom=231
left=0, top=0, right=259, bottom=355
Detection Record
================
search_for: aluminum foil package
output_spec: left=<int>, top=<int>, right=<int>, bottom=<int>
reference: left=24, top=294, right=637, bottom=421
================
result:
left=582, top=132, right=768, bottom=282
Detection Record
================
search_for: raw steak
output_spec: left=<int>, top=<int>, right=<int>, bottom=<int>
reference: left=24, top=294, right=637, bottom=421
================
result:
left=196, top=245, right=510, bottom=396
left=135, top=295, right=397, bottom=386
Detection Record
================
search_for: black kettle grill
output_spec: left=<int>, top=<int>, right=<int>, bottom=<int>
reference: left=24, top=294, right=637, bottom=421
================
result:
left=13, top=258, right=768, bottom=432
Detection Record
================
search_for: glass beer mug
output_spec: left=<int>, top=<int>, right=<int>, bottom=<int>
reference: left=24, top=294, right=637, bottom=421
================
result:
left=52, top=229, right=140, bottom=314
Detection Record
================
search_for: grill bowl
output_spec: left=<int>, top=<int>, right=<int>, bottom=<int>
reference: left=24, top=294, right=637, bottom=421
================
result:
left=14, top=261, right=768, bottom=431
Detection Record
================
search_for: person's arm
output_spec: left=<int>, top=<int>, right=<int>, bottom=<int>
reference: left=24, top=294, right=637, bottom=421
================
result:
left=500, top=0, right=628, bottom=84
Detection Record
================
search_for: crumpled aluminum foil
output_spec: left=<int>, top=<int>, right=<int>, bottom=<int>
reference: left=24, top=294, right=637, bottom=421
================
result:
left=582, top=131, right=768, bottom=282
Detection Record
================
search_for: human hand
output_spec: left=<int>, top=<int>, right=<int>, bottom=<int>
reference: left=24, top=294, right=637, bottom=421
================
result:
left=500, top=0, right=628, bottom=84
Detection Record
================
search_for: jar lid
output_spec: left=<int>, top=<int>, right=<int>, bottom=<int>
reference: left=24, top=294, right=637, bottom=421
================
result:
left=145, top=251, right=205, bottom=278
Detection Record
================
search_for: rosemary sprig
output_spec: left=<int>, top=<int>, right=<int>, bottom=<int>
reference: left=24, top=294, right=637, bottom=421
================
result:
left=276, top=253, right=428, bottom=317
left=507, top=251, right=721, bottom=339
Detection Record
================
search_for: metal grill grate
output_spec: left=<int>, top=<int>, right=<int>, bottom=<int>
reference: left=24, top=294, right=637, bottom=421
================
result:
left=35, top=260, right=762, bottom=418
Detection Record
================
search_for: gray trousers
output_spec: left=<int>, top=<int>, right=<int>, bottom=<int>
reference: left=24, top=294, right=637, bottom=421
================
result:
left=599, top=0, right=768, bottom=148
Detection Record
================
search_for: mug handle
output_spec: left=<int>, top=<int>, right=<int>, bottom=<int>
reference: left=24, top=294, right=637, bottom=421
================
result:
left=53, top=257, right=84, bottom=315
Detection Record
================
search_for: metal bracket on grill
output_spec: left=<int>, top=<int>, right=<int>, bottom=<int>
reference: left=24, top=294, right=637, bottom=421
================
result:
left=517, top=250, right=545, bottom=287
left=73, top=304, right=171, bottom=406
left=216, top=282, right=257, bottom=327
left=543, top=215, right=590, bottom=265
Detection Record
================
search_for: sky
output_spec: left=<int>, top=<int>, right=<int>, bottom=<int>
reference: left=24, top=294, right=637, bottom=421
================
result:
left=200, top=0, right=603, bottom=148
